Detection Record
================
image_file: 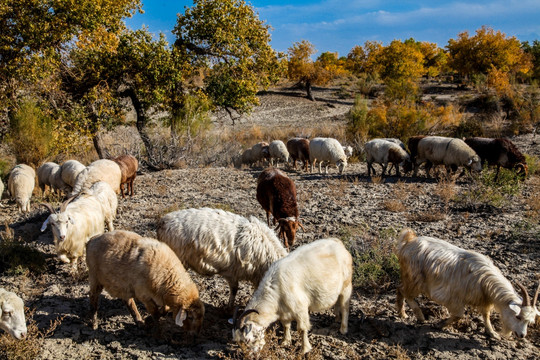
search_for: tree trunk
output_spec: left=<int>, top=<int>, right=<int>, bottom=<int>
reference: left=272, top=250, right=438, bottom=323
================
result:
left=92, top=132, right=107, bottom=159
left=120, top=88, right=153, bottom=155
left=305, top=80, right=315, bottom=101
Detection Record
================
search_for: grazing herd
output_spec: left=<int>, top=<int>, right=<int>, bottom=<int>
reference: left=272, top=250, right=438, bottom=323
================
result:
left=0, top=134, right=538, bottom=356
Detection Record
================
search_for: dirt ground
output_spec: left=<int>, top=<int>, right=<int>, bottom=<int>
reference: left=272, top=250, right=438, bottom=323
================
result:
left=1, top=86, right=539, bottom=359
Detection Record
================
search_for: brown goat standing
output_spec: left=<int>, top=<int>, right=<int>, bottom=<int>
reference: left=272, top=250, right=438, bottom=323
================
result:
left=256, top=168, right=304, bottom=249
left=113, top=155, right=138, bottom=198
left=286, top=138, right=311, bottom=172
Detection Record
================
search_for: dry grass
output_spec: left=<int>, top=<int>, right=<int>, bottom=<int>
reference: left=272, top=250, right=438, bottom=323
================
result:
left=370, top=175, right=383, bottom=184
left=0, top=308, right=64, bottom=360
left=433, top=177, right=456, bottom=212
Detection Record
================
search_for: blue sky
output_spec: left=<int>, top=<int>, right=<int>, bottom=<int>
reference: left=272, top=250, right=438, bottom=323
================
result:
left=125, top=1, right=540, bottom=57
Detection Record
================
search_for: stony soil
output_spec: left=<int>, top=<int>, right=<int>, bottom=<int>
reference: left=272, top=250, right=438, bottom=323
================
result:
left=1, top=86, right=539, bottom=359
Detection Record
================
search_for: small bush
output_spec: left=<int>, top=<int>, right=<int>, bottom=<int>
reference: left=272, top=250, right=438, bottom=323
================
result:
left=455, top=165, right=522, bottom=209
left=8, top=99, right=54, bottom=167
left=341, top=226, right=400, bottom=292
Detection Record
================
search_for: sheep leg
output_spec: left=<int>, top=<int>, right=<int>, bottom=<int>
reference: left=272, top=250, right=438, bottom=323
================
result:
left=481, top=307, right=500, bottom=339
left=436, top=314, right=462, bottom=330
left=296, top=310, right=312, bottom=354
left=395, top=163, right=401, bottom=177
left=281, top=320, right=292, bottom=346
left=396, top=288, right=408, bottom=318
left=381, top=163, right=388, bottom=177
left=141, top=298, right=162, bottom=327
left=227, top=279, right=239, bottom=309
left=336, top=283, right=351, bottom=334
left=120, top=183, right=126, bottom=199
left=367, top=161, right=373, bottom=176
left=494, top=165, right=501, bottom=181
left=89, top=282, right=103, bottom=330
left=124, top=298, right=145, bottom=328
left=405, top=298, right=425, bottom=322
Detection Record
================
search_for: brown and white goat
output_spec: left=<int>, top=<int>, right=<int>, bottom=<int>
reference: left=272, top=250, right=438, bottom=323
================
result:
left=286, top=138, right=311, bottom=171
left=256, top=168, right=304, bottom=249
left=396, top=228, right=540, bottom=339
left=112, top=154, right=138, bottom=198
left=464, top=137, right=528, bottom=180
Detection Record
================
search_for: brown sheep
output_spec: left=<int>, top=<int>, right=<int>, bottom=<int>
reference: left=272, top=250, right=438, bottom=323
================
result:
left=464, top=137, right=528, bottom=180
left=286, top=138, right=311, bottom=172
left=113, top=155, right=138, bottom=198
left=86, top=230, right=205, bottom=335
left=256, top=168, right=304, bottom=249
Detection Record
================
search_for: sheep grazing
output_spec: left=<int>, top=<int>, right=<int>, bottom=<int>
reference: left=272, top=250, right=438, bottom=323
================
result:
left=87, top=181, right=118, bottom=232
left=286, top=138, right=310, bottom=171
left=70, top=159, right=121, bottom=197
left=396, top=228, right=540, bottom=339
left=112, top=154, right=138, bottom=198
left=342, top=145, right=354, bottom=159
left=405, top=135, right=427, bottom=174
left=7, top=164, right=35, bottom=213
left=256, top=168, right=304, bottom=249
left=41, top=182, right=114, bottom=265
left=37, top=162, right=68, bottom=195
left=86, top=230, right=205, bottom=334
left=269, top=140, right=290, bottom=168
left=309, top=137, right=348, bottom=174
left=156, top=207, right=287, bottom=308
left=251, top=142, right=270, bottom=167
left=232, top=238, right=352, bottom=354
left=464, top=137, right=528, bottom=180
left=414, top=136, right=481, bottom=178
left=0, top=288, right=27, bottom=340
left=364, top=139, right=411, bottom=177
left=60, top=160, right=86, bottom=190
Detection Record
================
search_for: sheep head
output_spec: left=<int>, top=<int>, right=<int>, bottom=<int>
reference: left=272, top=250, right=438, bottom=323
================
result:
left=0, top=291, right=27, bottom=340
left=40, top=197, right=76, bottom=242
left=276, top=217, right=305, bottom=249
left=232, top=308, right=265, bottom=352
left=174, top=299, right=205, bottom=336
left=515, top=163, right=528, bottom=180
left=468, top=155, right=482, bottom=172
left=503, top=282, right=539, bottom=339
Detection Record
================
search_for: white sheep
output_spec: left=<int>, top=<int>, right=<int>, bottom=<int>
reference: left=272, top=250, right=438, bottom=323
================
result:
left=251, top=142, right=270, bottom=167
left=232, top=238, right=352, bottom=354
left=37, top=162, right=68, bottom=195
left=342, top=145, right=353, bottom=159
left=396, top=228, right=540, bottom=339
left=7, top=164, right=35, bottom=213
left=156, top=207, right=287, bottom=308
left=70, top=159, right=121, bottom=197
left=269, top=140, right=290, bottom=168
left=0, top=288, right=27, bottom=340
left=414, top=136, right=482, bottom=178
left=364, top=139, right=411, bottom=177
left=60, top=160, right=86, bottom=189
left=41, top=188, right=108, bottom=265
left=86, top=181, right=117, bottom=231
left=309, top=137, right=348, bottom=174
left=86, top=230, right=205, bottom=334
left=380, top=138, right=407, bottom=151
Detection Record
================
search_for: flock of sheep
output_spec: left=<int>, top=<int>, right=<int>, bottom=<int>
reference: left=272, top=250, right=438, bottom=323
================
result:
left=0, top=134, right=538, bottom=355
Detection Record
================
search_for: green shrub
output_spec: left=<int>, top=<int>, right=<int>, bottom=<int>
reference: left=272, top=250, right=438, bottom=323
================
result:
left=8, top=99, right=54, bottom=167
left=340, top=226, right=400, bottom=292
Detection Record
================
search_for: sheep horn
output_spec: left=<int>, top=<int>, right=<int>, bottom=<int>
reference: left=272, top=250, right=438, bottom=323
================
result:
left=60, top=196, right=76, bottom=212
left=232, top=306, right=240, bottom=329
left=40, top=203, right=56, bottom=214
left=517, top=282, right=531, bottom=306
left=297, top=220, right=305, bottom=232
left=236, top=309, right=259, bottom=329
left=516, top=163, right=528, bottom=177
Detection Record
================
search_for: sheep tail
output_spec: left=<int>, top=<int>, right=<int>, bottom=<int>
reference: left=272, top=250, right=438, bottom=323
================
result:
left=396, top=228, right=416, bottom=249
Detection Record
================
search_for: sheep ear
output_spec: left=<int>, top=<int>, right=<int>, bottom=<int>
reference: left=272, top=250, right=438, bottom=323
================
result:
left=509, top=303, right=521, bottom=316
left=467, top=159, right=473, bottom=166
left=41, top=216, right=50, bottom=232
left=175, top=309, right=187, bottom=327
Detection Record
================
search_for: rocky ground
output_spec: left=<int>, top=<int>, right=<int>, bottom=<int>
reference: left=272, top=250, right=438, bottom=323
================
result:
left=0, top=86, right=539, bottom=359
